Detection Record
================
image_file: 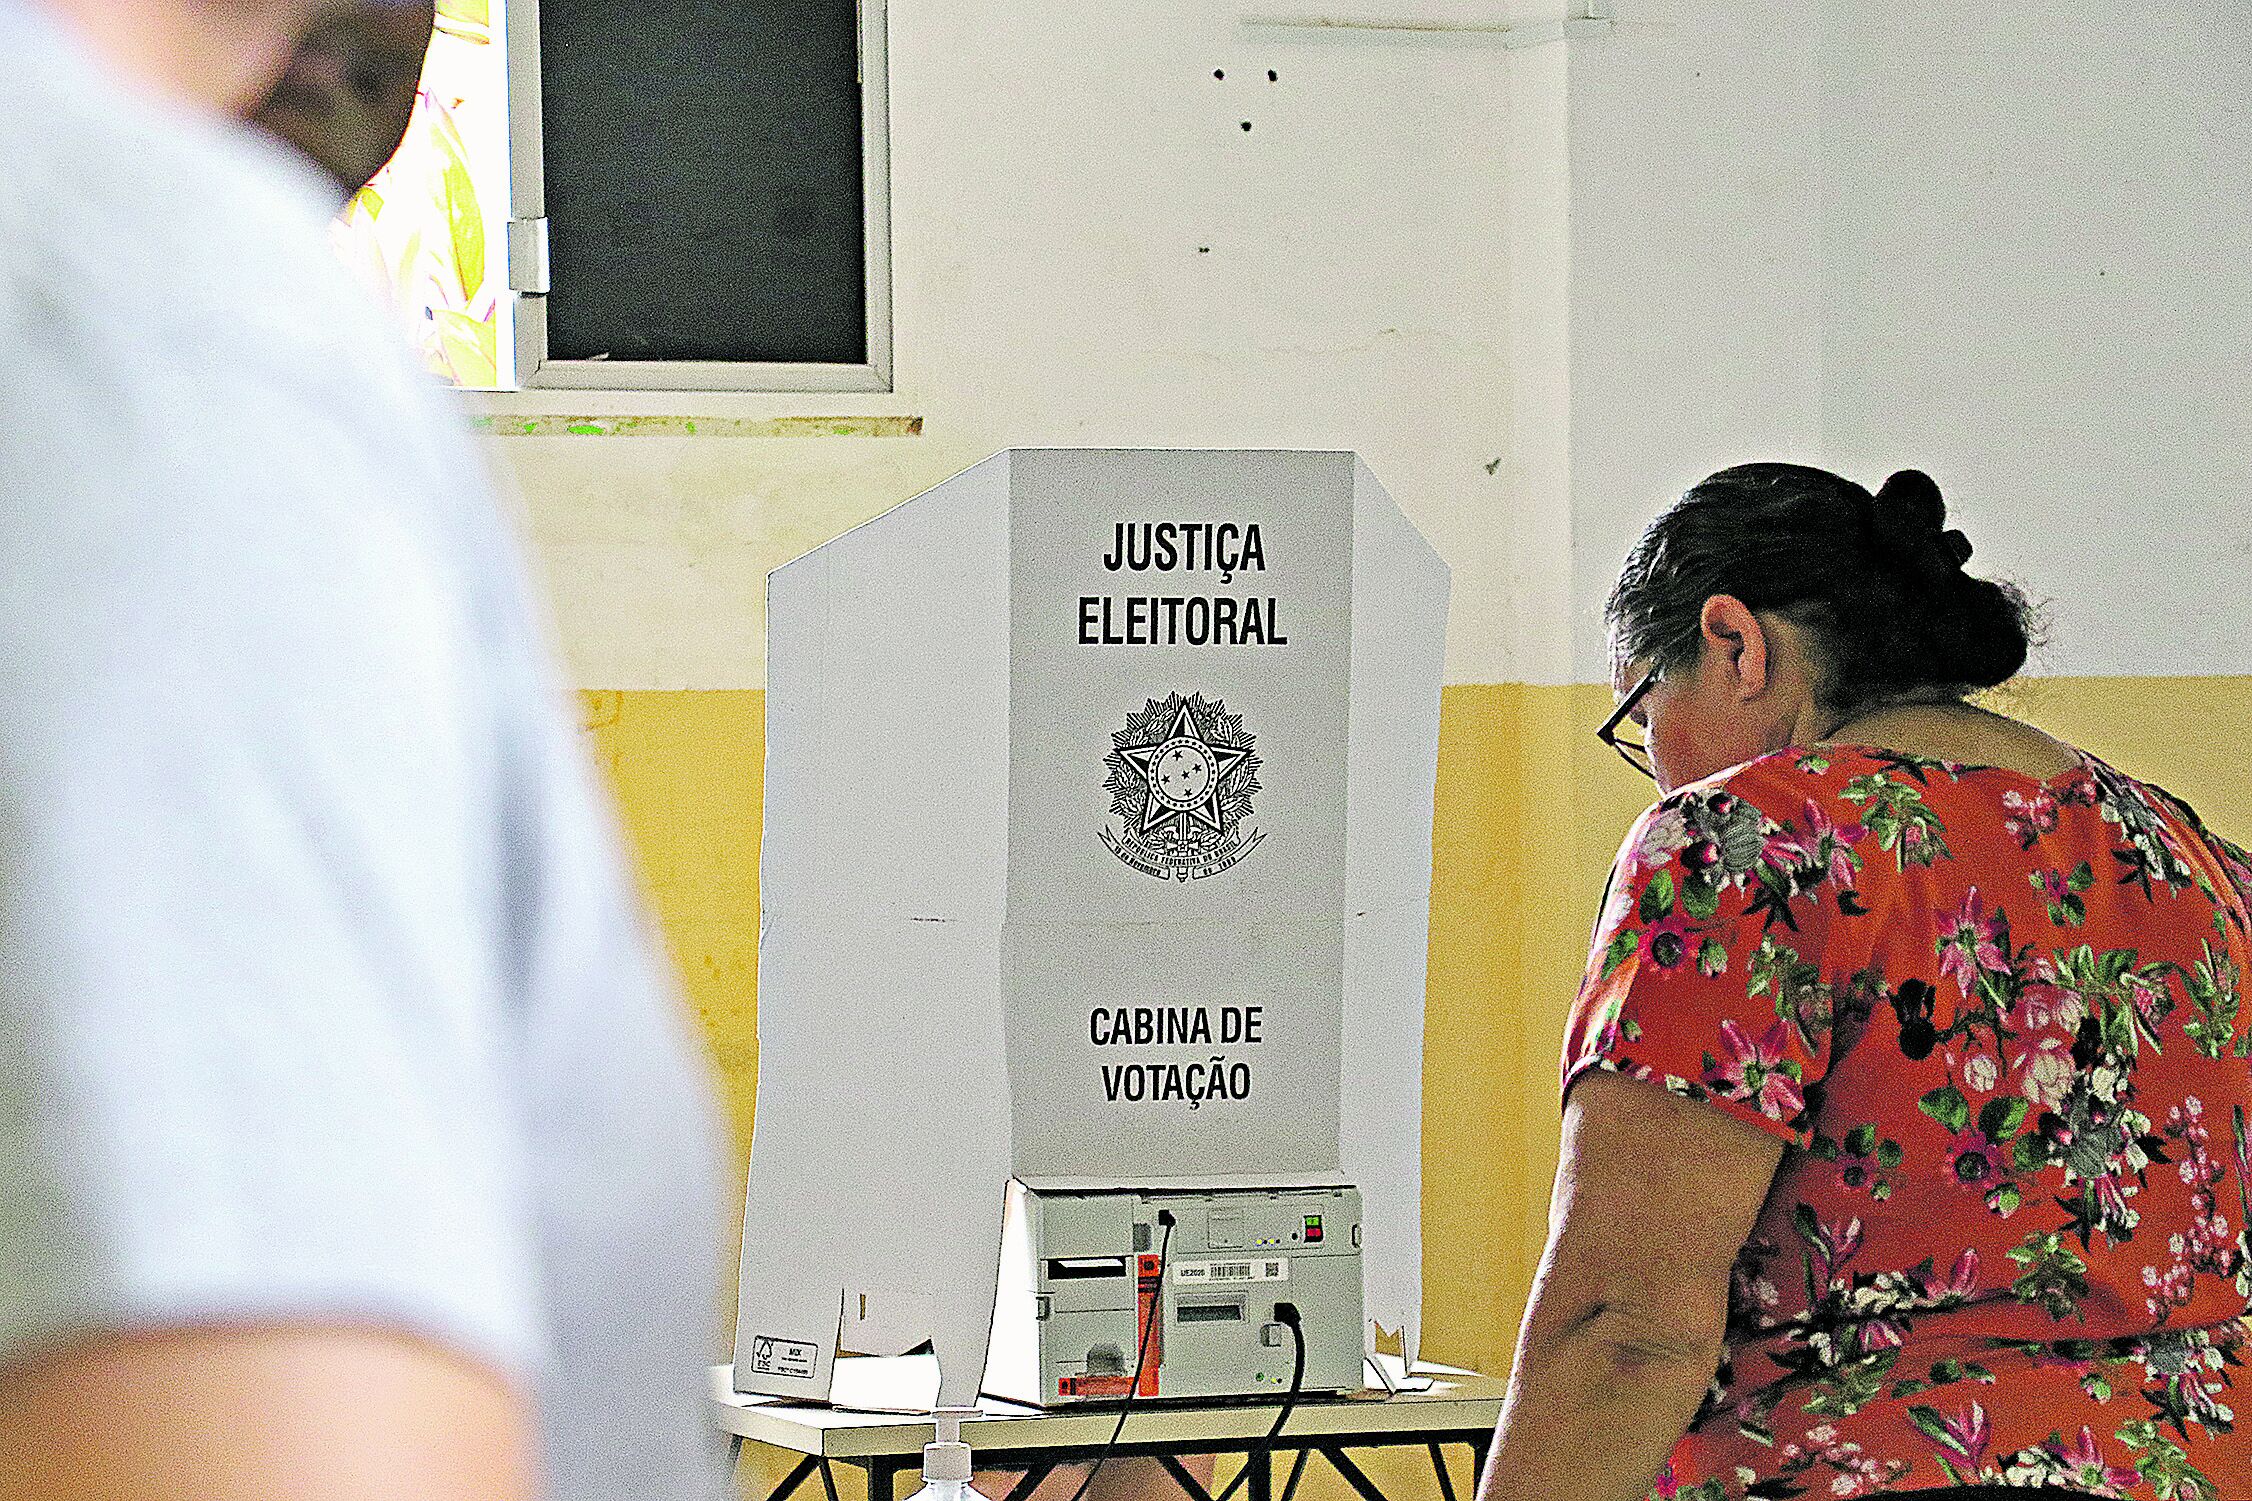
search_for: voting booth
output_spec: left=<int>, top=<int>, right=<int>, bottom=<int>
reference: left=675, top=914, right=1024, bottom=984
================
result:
left=733, top=449, right=1448, bottom=1407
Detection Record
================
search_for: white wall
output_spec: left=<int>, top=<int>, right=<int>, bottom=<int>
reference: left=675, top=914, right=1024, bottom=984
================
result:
left=1559, top=0, right=2252, bottom=682
left=1818, top=2, right=2252, bottom=678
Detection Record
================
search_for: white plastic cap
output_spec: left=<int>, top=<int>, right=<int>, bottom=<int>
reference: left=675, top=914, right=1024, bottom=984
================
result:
left=924, top=1406, right=980, bottom=1483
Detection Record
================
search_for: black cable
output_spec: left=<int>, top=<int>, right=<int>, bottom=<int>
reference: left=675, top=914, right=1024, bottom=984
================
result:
left=1061, top=1210, right=1176, bottom=1501
left=1212, top=1302, right=1306, bottom=1501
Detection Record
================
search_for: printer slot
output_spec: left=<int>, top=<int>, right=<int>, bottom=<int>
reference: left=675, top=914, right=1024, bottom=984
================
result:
left=1176, top=1298, right=1246, bottom=1323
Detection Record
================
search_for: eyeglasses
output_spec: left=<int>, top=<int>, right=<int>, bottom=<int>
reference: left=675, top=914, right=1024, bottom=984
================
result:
left=1597, top=666, right=1661, bottom=781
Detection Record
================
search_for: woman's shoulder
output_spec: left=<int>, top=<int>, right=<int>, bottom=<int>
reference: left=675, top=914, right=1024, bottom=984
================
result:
left=1611, top=749, right=1878, bottom=890
left=1696, top=740, right=2252, bottom=901
left=1702, top=741, right=2109, bottom=813
left=2081, top=754, right=2252, bottom=905
left=1630, top=745, right=2013, bottom=881
left=1609, top=751, right=1853, bottom=873
left=1657, top=744, right=1921, bottom=817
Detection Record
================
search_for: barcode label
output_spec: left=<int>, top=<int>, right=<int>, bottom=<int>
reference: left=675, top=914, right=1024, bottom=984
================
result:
left=747, top=1335, right=819, bottom=1379
left=1175, top=1258, right=1290, bottom=1284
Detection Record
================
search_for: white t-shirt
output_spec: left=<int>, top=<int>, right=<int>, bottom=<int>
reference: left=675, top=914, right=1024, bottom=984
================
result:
left=0, top=8, right=728, bottom=1500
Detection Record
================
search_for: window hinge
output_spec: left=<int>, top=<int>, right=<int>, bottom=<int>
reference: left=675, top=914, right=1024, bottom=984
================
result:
left=507, top=217, right=551, bottom=295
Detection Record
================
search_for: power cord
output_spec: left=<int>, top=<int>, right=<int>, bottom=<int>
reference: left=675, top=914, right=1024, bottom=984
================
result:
left=1061, top=1209, right=1176, bottom=1501
left=1213, top=1301, right=1305, bottom=1501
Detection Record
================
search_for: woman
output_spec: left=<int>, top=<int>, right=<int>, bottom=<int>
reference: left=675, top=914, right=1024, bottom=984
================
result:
left=1477, top=464, right=2251, bottom=1501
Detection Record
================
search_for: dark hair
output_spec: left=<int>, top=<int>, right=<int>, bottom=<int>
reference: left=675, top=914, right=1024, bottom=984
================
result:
left=1606, top=463, right=2037, bottom=717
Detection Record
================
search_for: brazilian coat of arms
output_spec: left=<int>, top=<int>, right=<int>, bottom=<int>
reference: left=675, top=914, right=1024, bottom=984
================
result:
left=1100, top=692, right=1264, bottom=881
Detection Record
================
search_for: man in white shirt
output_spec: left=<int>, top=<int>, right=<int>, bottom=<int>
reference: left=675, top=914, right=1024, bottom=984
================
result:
left=0, top=4, right=728, bottom=1499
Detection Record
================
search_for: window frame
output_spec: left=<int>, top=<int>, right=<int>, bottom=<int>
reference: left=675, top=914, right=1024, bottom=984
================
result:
left=504, top=0, right=894, bottom=393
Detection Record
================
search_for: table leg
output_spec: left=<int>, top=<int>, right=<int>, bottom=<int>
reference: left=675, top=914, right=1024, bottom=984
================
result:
left=1155, top=1454, right=1215, bottom=1501
left=1427, top=1441, right=1457, bottom=1501
left=1000, top=1464, right=1056, bottom=1501
left=1278, top=1447, right=1311, bottom=1501
left=1316, top=1447, right=1388, bottom=1501
left=1248, top=1448, right=1272, bottom=1501
left=766, top=1455, right=819, bottom=1501
left=1458, top=1438, right=1488, bottom=1493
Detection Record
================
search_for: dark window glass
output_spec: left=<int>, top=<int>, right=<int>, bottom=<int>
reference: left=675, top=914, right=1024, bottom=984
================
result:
left=538, top=0, right=870, bottom=364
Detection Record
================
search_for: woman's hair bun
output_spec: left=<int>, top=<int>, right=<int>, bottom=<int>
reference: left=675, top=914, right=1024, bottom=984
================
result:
left=1606, top=460, right=2038, bottom=715
left=1872, top=468, right=1946, bottom=532
left=1867, top=467, right=1975, bottom=575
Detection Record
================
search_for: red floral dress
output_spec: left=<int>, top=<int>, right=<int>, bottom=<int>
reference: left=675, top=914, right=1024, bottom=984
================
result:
left=1564, top=745, right=2252, bottom=1501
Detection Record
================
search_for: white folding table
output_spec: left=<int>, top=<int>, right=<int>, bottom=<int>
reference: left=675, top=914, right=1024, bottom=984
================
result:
left=710, top=1357, right=1504, bottom=1501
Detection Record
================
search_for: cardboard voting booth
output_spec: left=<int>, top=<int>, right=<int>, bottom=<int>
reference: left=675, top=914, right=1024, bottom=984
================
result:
left=733, top=449, right=1449, bottom=1406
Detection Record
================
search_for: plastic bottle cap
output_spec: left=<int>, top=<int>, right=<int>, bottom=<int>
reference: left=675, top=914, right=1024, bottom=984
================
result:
left=924, top=1406, right=979, bottom=1483
left=923, top=1441, right=973, bottom=1483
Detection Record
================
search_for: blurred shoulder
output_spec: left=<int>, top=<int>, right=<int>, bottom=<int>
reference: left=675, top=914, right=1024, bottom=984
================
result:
left=0, top=8, right=495, bottom=617
left=0, top=5, right=426, bottom=418
left=0, top=21, right=507, bottom=722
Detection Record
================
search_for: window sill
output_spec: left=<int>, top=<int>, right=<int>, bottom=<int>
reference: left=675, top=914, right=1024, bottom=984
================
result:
left=456, top=387, right=923, bottom=438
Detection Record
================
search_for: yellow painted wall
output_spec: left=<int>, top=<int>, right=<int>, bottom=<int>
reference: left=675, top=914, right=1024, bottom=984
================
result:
left=584, top=676, right=2252, bottom=1383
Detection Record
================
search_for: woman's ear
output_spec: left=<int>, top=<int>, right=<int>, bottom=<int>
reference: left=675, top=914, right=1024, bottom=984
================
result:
left=1698, top=594, right=1770, bottom=703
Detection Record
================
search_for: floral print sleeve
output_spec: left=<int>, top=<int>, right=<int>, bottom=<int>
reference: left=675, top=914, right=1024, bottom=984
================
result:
left=1565, top=776, right=1855, bottom=1150
left=1559, top=747, right=2252, bottom=1501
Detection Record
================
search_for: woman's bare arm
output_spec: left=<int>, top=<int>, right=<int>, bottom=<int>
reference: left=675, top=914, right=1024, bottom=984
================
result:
left=1476, top=1071, right=1785, bottom=1501
left=0, top=1323, right=536, bottom=1501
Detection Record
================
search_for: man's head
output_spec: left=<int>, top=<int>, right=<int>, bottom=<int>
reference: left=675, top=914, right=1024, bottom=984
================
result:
left=252, top=1, right=439, bottom=198
left=43, top=1, right=324, bottom=113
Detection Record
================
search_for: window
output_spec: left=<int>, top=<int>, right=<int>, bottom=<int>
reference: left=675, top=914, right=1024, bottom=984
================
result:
left=334, top=0, right=891, bottom=393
